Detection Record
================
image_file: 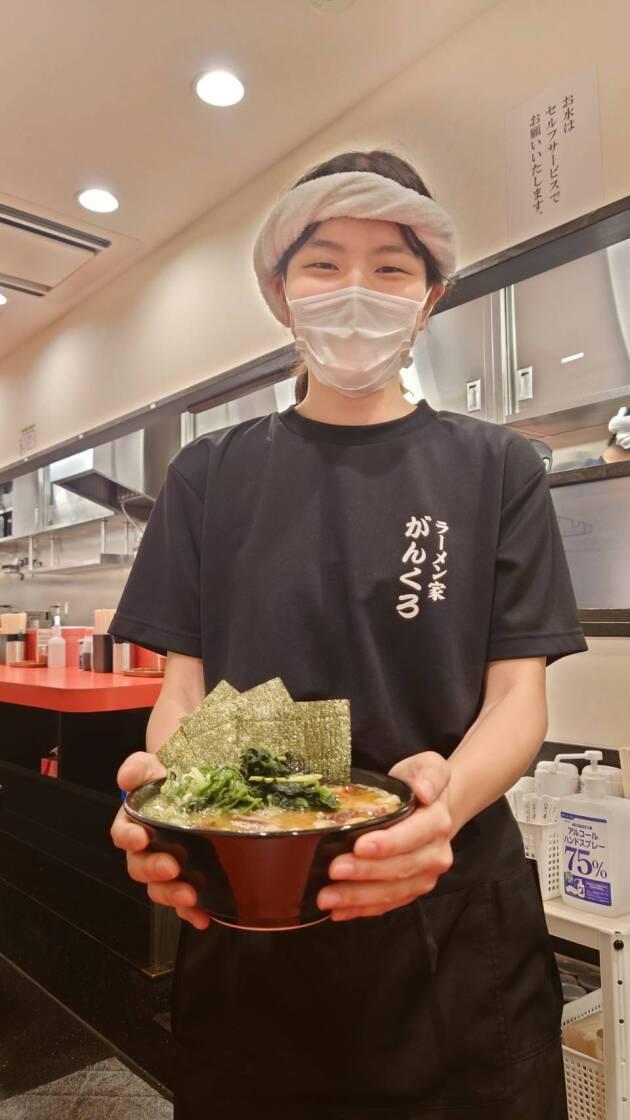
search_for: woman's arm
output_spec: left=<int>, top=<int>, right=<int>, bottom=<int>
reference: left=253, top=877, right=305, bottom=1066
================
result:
left=145, top=651, right=206, bottom=752
left=318, top=656, right=547, bottom=922
left=446, top=655, right=547, bottom=836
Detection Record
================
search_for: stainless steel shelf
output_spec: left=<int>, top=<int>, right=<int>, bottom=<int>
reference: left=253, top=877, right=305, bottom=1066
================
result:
left=30, top=554, right=134, bottom=576
left=0, top=512, right=117, bottom=546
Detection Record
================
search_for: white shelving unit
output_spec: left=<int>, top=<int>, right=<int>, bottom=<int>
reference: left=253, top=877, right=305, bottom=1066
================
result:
left=545, top=898, right=630, bottom=1118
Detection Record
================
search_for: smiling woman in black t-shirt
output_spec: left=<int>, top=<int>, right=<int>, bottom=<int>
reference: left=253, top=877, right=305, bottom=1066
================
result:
left=111, top=150, right=586, bottom=1120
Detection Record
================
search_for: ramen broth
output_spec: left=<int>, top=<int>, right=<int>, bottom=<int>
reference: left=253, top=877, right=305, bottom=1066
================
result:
left=144, top=783, right=401, bottom=832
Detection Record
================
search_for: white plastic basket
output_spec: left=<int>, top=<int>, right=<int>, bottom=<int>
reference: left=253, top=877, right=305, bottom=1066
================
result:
left=518, top=819, right=562, bottom=900
left=562, top=989, right=606, bottom=1120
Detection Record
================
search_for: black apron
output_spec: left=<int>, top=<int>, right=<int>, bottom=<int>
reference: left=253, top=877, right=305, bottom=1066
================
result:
left=170, top=798, right=568, bottom=1119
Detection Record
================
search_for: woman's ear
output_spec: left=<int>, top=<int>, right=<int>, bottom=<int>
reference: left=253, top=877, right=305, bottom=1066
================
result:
left=272, top=272, right=292, bottom=328
left=425, top=281, right=446, bottom=316
left=414, top=281, right=447, bottom=338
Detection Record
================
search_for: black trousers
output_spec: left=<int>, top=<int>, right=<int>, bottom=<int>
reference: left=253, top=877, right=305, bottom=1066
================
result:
left=171, top=809, right=568, bottom=1119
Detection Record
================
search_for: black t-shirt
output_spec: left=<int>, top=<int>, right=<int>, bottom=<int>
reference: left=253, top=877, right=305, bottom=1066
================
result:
left=112, top=400, right=581, bottom=1113
left=111, top=400, right=587, bottom=773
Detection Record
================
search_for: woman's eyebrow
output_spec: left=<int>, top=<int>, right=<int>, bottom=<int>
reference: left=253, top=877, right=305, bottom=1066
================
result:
left=305, top=238, right=411, bottom=255
left=372, top=243, right=412, bottom=256
left=305, top=238, right=345, bottom=251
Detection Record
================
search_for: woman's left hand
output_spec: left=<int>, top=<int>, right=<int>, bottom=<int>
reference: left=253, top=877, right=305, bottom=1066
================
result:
left=318, top=752, right=454, bottom=922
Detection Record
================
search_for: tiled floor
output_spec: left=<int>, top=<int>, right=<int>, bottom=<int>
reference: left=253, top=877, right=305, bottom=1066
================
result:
left=0, top=875, right=176, bottom=1094
left=0, top=1058, right=172, bottom=1119
left=0, top=955, right=172, bottom=1117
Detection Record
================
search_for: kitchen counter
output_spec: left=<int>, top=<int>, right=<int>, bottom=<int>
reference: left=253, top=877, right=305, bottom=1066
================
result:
left=0, top=665, right=162, bottom=713
left=0, top=662, right=176, bottom=975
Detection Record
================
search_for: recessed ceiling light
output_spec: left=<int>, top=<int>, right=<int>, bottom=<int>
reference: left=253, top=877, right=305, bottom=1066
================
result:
left=195, top=70, right=244, bottom=107
left=0, top=293, right=7, bottom=306
left=560, top=352, right=585, bottom=364
left=77, top=188, right=119, bottom=213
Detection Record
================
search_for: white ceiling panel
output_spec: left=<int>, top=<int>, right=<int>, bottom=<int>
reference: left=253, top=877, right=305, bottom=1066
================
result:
left=0, top=0, right=500, bottom=360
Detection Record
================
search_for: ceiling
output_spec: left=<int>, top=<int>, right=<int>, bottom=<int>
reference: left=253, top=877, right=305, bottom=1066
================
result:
left=0, top=0, right=499, bottom=363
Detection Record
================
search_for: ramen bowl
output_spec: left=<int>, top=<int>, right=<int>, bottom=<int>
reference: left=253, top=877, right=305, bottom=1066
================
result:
left=124, top=767, right=416, bottom=931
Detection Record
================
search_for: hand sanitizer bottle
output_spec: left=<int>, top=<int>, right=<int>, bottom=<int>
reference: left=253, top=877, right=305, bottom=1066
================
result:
left=47, top=615, right=66, bottom=669
left=559, top=750, right=630, bottom=916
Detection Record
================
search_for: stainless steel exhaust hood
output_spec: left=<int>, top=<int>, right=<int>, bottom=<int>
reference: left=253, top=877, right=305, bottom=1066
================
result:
left=52, top=445, right=139, bottom=511
left=50, top=417, right=181, bottom=514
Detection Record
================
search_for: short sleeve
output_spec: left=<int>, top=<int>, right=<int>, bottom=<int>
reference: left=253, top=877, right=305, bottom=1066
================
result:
left=109, top=456, right=204, bottom=658
left=486, top=441, right=588, bottom=667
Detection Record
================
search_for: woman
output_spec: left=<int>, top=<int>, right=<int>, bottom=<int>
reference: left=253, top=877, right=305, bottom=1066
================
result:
left=111, top=150, right=587, bottom=1119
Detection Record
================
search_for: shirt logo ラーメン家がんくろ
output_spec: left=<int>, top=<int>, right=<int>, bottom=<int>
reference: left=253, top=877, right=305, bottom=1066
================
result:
left=396, top=516, right=449, bottom=620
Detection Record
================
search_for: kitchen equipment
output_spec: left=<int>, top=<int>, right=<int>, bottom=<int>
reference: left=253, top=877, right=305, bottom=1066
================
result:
left=35, top=629, right=50, bottom=666
left=26, top=610, right=53, bottom=628
left=94, top=608, right=117, bottom=634
left=112, top=639, right=132, bottom=673
left=78, top=636, right=93, bottom=671
left=122, top=667, right=164, bottom=677
left=92, top=633, right=113, bottom=673
left=0, top=612, right=27, bottom=634
left=4, top=634, right=25, bottom=664
left=49, top=421, right=179, bottom=516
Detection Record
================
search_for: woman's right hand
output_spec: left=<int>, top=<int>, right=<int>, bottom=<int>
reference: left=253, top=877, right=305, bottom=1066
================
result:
left=111, top=751, right=211, bottom=930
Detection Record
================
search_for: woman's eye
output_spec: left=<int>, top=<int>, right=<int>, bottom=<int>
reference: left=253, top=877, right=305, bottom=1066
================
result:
left=378, top=266, right=405, bottom=274
left=305, top=261, right=337, bottom=270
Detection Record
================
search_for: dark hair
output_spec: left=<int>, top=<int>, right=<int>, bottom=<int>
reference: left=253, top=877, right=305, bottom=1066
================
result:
left=272, top=149, right=453, bottom=404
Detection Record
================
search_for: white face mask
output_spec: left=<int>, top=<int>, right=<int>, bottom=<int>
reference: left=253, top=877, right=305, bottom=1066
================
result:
left=285, top=284, right=431, bottom=398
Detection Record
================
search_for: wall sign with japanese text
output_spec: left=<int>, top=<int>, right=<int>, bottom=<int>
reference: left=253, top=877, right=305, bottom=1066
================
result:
left=506, top=65, right=603, bottom=244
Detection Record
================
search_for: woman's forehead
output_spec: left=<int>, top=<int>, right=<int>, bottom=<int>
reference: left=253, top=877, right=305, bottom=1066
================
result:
left=303, top=215, right=408, bottom=249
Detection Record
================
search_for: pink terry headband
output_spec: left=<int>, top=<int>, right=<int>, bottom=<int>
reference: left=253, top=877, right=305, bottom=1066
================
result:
left=253, top=170, right=458, bottom=327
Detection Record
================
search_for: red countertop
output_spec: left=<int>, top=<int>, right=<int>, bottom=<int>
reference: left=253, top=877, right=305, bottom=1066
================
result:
left=0, top=665, right=162, bottom=713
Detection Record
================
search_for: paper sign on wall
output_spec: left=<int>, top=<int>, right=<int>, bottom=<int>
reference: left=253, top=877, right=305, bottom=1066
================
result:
left=506, top=64, right=603, bottom=244
left=19, top=423, right=36, bottom=457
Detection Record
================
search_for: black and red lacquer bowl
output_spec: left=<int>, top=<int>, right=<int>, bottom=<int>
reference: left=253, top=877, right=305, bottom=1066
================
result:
left=123, top=767, right=416, bottom=931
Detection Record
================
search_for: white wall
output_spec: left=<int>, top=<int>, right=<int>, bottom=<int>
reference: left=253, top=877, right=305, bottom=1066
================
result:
left=2, top=0, right=629, bottom=750
left=2, top=0, right=630, bottom=468
left=546, top=637, right=630, bottom=753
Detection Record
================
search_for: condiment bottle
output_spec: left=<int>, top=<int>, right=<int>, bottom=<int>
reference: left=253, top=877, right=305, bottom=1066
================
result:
left=47, top=616, right=67, bottom=669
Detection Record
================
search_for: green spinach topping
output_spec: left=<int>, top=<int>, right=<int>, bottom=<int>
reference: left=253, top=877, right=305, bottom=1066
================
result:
left=161, top=747, right=340, bottom=815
